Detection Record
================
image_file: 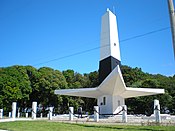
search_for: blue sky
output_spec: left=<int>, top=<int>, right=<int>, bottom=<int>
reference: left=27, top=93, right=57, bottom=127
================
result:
left=0, top=0, right=175, bottom=76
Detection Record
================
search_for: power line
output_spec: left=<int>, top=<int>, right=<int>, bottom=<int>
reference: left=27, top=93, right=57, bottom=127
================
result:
left=120, top=27, right=170, bottom=42
left=33, top=44, right=109, bottom=66
left=33, top=27, right=170, bottom=66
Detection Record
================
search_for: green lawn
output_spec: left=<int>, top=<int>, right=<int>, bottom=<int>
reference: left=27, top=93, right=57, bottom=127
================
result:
left=0, top=121, right=174, bottom=131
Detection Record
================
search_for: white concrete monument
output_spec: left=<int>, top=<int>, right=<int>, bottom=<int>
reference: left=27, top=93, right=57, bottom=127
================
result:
left=17, top=112, right=20, bottom=118
left=122, top=105, right=127, bottom=123
left=32, top=102, right=37, bottom=119
left=26, top=112, right=28, bottom=118
left=154, top=99, right=161, bottom=123
left=0, top=109, right=3, bottom=119
left=55, top=9, right=165, bottom=114
left=69, top=107, right=74, bottom=121
left=12, top=102, right=17, bottom=119
left=9, top=112, right=11, bottom=118
left=49, top=107, right=53, bottom=120
left=94, top=106, right=99, bottom=122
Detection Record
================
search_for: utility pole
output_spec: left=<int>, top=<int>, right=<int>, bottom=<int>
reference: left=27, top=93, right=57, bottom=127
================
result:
left=168, top=0, right=175, bottom=60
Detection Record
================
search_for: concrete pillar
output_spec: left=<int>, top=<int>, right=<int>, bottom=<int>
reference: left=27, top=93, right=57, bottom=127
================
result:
left=0, top=109, right=3, bottom=119
left=17, top=108, right=20, bottom=118
left=69, top=107, right=74, bottom=121
left=32, top=102, right=37, bottom=119
left=122, top=105, right=127, bottom=123
left=94, top=106, right=99, bottom=122
left=49, top=107, right=53, bottom=120
left=168, top=0, right=175, bottom=59
left=154, top=100, right=160, bottom=116
left=154, top=100, right=161, bottom=123
left=12, top=102, right=17, bottom=119
left=40, top=113, right=43, bottom=118
left=9, top=112, right=11, bottom=118
left=26, top=113, right=28, bottom=118
left=17, top=112, right=20, bottom=118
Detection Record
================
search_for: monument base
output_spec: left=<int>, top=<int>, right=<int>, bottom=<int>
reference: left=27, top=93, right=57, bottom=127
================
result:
left=97, top=95, right=124, bottom=114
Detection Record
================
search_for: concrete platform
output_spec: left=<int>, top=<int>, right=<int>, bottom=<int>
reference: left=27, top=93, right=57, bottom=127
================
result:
left=1, top=114, right=175, bottom=126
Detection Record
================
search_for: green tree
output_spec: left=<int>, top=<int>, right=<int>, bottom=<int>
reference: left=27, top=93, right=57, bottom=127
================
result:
left=29, top=67, right=67, bottom=113
left=0, top=64, right=174, bottom=115
left=0, top=66, right=32, bottom=112
left=126, top=78, right=173, bottom=115
left=121, top=65, right=146, bottom=86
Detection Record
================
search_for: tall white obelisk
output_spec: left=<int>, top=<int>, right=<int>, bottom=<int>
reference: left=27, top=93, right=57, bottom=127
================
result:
left=99, top=8, right=121, bottom=84
left=98, top=9, right=124, bottom=114
left=55, top=8, right=164, bottom=115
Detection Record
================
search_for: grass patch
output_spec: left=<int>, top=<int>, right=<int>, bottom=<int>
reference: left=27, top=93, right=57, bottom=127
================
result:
left=0, top=121, right=174, bottom=131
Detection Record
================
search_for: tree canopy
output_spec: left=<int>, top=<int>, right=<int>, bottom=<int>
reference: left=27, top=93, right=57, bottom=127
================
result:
left=0, top=65, right=174, bottom=115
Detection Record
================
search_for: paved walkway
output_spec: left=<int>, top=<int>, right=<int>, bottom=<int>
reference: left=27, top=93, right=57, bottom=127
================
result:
left=0, top=115, right=175, bottom=126
left=0, top=118, right=48, bottom=123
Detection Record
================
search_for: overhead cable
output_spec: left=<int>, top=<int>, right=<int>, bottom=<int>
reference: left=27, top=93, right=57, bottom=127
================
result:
left=33, top=27, right=170, bottom=66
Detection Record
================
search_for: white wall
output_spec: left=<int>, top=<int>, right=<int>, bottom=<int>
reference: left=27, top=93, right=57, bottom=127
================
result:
left=98, top=95, right=124, bottom=114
